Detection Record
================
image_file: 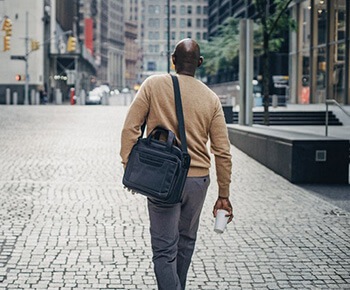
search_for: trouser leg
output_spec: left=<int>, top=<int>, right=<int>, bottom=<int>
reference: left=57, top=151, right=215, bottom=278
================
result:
left=177, top=176, right=210, bottom=289
left=147, top=199, right=181, bottom=290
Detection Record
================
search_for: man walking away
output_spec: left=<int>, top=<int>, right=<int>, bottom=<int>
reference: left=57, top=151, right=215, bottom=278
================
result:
left=120, top=38, right=233, bottom=290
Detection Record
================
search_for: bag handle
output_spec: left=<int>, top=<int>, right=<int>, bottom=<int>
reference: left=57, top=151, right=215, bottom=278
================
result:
left=147, top=127, right=176, bottom=149
left=170, top=75, right=190, bottom=169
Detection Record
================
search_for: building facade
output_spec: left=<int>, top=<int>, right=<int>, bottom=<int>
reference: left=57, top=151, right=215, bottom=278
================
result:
left=208, top=0, right=254, bottom=38
left=124, top=21, right=138, bottom=90
left=140, top=0, right=209, bottom=79
left=95, top=0, right=125, bottom=90
left=289, top=0, right=350, bottom=104
left=0, top=0, right=45, bottom=104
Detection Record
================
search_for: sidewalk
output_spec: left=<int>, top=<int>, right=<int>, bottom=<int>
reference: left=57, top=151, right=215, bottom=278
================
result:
left=248, top=104, right=350, bottom=213
left=0, top=105, right=349, bottom=289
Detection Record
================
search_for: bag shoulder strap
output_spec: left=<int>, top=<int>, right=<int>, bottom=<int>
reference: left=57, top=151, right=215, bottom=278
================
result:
left=170, top=74, right=188, bottom=156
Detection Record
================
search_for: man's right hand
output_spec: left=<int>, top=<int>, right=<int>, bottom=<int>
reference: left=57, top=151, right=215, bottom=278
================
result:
left=213, top=197, right=234, bottom=223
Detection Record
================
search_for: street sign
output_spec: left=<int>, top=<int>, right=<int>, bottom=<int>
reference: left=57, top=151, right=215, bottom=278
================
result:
left=11, top=55, right=26, bottom=61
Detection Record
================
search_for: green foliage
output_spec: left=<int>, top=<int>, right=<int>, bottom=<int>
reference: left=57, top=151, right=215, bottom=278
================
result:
left=253, top=0, right=295, bottom=55
left=199, top=17, right=240, bottom=76
left=199, top=0, right=295, bottom=76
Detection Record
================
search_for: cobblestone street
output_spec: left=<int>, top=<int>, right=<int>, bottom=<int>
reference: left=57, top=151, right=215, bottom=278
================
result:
left=0, top=105, right=349, bottom=289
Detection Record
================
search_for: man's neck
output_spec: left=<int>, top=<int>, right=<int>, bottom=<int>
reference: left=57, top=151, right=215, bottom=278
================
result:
left=176, top=70, right=195, bottom=77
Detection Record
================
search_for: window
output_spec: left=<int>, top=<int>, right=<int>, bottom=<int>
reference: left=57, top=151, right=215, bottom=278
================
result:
left=171, top=31, right=176, bottom=40
left=187, top=32, right=192, bottom=38
left=187, top=5, right=192, bottom=14
left=171, top=5, right=176, bottom=14
left=196, top=32, right=201, bottom=40
left=147, top=61, right=156, bottom=71
left=202, top=32, right=207, bottom=40
left=203, top=19, right=208, bottom=28
left=180, top=5, right=186, bottom=14
left=171, top=18, right=176, bottom=27
left=155, top=5, right=160, bottom=14
left=196, top=19, right=201, bottom=28
left=203, top=6, right=208, bottom=15
left=180, top=31, right=185, bottom=39
left=196, top=5, right=201, bottom=14
left=180, top=18, right=185, bottom=28
left=187, top=19, right=192, bottom=27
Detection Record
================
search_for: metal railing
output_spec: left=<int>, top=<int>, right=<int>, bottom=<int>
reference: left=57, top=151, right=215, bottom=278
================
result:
left=325, top=99, right=350, bottom=136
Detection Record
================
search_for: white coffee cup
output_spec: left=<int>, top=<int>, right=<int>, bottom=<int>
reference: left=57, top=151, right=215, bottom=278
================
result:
left=214, top=209, right=229, bottom=234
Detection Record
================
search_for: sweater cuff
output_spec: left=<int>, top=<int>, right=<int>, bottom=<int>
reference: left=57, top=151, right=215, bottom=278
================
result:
left=218, top=186, right=230, bottom=198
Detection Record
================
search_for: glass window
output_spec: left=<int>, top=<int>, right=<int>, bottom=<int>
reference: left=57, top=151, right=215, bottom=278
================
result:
left=203, top=19, right=208, bottom=28
left=196, top=5, right=201, bottom=14
left=187, top=19, right=192, bottom=27
left=148, top=61, right=156, bottom=71
left=180, top=5, right=186, bottom=14
left=317, top=2, right=327, bottom=45
left=196, top=32, right=201, bottom=40
left=203, top=6, right=208, bottom=14
left=196, top=19, right=201, bottom=28
left=188, top=5, right=192, bottom=14
left=155, top=5, right=160, bottom=14
left=180, top=31, right=185, bottom=39
left=171, top=18, right=176, bottom=27
left=172, top=5, right=176, bottom=14
left=333, top=0, right=347, bottom=102
left=180, top=18, right=185, bottom=28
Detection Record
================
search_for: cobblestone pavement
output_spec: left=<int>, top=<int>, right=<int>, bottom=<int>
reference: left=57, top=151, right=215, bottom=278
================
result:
left=0, top=105, right=349, bottom=290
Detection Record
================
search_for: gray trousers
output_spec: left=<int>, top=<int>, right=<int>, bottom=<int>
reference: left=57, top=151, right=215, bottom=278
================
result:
left=147, top=175, right=210, bottom=290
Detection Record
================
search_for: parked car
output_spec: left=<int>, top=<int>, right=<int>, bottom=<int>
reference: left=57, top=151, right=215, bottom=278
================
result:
left=86, top=89, right=102, bottom=105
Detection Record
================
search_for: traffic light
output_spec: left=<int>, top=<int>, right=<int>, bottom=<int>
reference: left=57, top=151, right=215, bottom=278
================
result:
left=67, top=36, right=77, bottom=52
left=2, top=17, right=12, bottom=36
left=3, top=36, right=10, bottom=51
left=31, top=39, right=40, bottom=51
left=15, top=74, right=21, bottom=81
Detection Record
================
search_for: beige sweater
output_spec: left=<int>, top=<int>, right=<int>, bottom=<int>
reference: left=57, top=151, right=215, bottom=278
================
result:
left=120, top=73, right=232, bottom=198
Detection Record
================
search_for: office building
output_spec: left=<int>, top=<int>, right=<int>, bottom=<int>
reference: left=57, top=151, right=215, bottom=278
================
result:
left=140, top=0, right=209, bottom=79
left=289, top=0, right=349, bottom=104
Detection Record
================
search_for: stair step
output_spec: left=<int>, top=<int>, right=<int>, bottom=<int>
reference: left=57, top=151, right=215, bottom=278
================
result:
left=231, top=111, right=343, bottom=126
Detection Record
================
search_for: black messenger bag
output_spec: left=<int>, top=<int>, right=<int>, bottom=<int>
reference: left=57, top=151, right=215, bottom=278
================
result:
left=122, top=75, right=190, bottom=204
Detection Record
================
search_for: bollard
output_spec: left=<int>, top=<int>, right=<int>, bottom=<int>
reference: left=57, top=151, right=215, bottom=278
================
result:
left=31, top=89, right=36, bottom=105
left=102, top=92, right=109, bottom=105
left=6, top=88, right=10, bottom=105
left=272, top=94, right=278, bottom=108
left=35, top=92, right=40, bottom=105
left=13, top=92, right=18, bottom=105
left=56, top=89, right=62, bottom=105
left=80, top=90, right=86, bottom=105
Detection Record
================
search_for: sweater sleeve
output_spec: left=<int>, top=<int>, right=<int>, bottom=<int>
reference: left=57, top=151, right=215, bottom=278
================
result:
left=209, top=98, right=232, bottom=198
left=120, top=80, right=151, bottom=167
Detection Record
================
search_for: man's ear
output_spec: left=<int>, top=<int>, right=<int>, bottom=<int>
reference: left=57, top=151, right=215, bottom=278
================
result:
left=171, top=55, right=176, bottom=66
left=197, top=56, right=203, bottom=67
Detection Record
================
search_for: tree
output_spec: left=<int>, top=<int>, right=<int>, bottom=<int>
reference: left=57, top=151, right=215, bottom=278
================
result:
left=254, top=0, right=295, bottom=125
left=199, top=1, right=294, bottom=125
left=199, top=17, right=240, bottom=78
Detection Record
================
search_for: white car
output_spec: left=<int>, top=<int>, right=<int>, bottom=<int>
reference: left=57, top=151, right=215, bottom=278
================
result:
left=86, top=89, right=102, bottom=105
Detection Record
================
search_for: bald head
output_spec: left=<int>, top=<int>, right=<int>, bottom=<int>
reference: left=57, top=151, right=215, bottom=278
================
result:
left=172, top=38, right=203, bottom=77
